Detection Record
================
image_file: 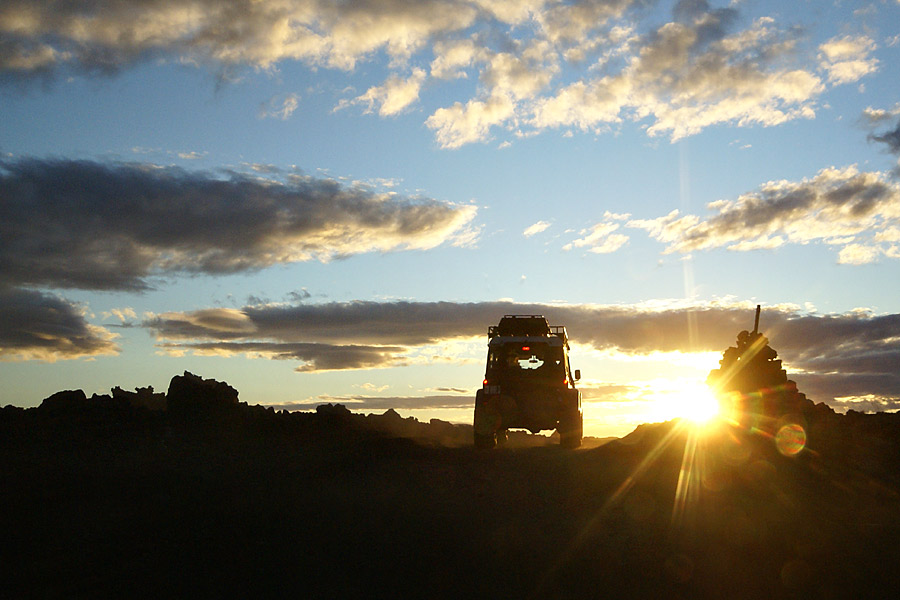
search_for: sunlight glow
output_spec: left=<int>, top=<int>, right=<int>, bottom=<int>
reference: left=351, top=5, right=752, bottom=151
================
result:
left=678, top=384, right=721, bottom=425
left=645, top=379, right=721, bottom=426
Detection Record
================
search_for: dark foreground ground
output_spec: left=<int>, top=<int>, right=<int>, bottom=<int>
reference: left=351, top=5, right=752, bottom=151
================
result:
left=3, top=374, right=900, bottom=599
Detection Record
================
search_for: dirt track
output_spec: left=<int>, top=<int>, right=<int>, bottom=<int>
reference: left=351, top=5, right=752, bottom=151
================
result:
left=4, top=398, right=900, bottom=599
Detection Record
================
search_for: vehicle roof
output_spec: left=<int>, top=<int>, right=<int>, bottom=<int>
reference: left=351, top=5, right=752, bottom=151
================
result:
left=488, top=335, right=566, bottom=348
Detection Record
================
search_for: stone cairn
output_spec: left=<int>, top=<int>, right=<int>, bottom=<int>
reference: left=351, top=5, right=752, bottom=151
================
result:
left=706, top=305, right=809, bottom=434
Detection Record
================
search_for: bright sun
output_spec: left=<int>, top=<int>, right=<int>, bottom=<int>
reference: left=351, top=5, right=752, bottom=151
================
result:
left=647, top=379, right=721, bottom=426
left=676, top=382, right=721, bottom=425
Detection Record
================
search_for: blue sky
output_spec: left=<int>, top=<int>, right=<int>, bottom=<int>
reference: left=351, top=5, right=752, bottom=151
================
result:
left=2, top=0, right=900, bottom=437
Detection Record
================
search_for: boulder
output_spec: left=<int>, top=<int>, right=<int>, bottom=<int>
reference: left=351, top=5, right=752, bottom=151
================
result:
left=39, top=389, right=88, bottom=412
left=112, top=385, right=166, bottom=411
left=166, top=372, right=239, bottom=418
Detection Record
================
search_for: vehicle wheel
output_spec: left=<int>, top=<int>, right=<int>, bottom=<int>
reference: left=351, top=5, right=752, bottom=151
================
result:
left=474, top=431, right=496, bottom=449
left=473, top=389, right=498, bottom=449
left=559, top=411, right=583, bottom=449
left=495, top=429, right=508, bottom=446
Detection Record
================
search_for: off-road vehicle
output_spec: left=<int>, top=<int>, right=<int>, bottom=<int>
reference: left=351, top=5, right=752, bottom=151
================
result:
left=473, top=315, right=582, bottom=448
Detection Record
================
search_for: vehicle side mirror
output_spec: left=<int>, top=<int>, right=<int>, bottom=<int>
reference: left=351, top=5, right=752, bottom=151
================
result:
left=574, top=369, right=581, bottom=381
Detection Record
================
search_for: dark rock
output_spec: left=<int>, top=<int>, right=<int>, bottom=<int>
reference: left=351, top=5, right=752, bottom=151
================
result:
left=112, top=385, right=166, bottom=411
left=39, top=389, right=88, bottom=411
left=166, top=371, right=239, bottom=419
left=315, top=403, right=352, bottom=418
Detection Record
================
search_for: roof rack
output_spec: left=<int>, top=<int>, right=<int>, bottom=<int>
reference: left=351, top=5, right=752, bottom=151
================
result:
left=488, top=315, right=568, bottom=343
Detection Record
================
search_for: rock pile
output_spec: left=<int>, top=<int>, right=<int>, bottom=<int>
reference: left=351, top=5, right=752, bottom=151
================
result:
left=706, top=323, right=812, bottom=433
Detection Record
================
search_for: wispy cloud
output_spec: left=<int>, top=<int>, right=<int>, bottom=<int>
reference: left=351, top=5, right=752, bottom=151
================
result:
left=259, top=93, right=300, bottom=120
left=0, top=158, right=478, bottom=291
left=523, top=220, right=551, bottom=237
left=563, top=211, right=630, bottom=253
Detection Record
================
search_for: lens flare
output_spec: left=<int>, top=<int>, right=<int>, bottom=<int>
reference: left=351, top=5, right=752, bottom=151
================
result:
left=775, top=423, right=807, bottom=456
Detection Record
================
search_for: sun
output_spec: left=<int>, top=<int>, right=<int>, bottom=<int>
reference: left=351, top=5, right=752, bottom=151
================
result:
left=645, top=379, right=721, bottom=427
left=675, top=382, right=721, bottom=425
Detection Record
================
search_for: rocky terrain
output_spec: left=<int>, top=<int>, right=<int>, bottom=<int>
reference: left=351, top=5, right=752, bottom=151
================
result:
left=3, top=372, right=900, bottom=598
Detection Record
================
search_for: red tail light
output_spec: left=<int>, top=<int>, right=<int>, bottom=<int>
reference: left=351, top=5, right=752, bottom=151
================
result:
left=483, top=378, right=488, bottom=386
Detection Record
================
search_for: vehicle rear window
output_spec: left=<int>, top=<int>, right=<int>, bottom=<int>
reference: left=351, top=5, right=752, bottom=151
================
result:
left=487, top=343, right=564, bottom=376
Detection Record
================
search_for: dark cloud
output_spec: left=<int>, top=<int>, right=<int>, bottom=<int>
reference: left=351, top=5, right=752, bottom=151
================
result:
left=0, top=158, right=476, bottom=291
left=266, top=394, right=473, bottom=412
left=869, top=122, right=900, bottom=156
left=861, top=107, right=900, bottom=179
left=671, top=0, right=738, bottom=48
left=145, top=300, right=900, bottom=408
left=792, top=372, right=900, bottom=409
left=0, top=286, right=118, bottom=360
left=159, top=341, right=407, bottom=372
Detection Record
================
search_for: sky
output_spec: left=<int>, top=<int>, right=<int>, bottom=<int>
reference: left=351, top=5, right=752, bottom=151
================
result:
left=2, top=0, right=900, bottom=438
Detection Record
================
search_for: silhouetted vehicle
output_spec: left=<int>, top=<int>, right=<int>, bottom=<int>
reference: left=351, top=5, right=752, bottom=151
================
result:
left=474, top=315, right=582, bottom=448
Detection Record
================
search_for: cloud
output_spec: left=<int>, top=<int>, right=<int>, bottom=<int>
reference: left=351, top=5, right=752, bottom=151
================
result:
left=861, top=104, right=900, bottom=178
left=579, top=382, right=640, bottom=401
left=871, top=122, right=900, bottom=156
left=158, top=341, right=408, bottom=372
left=825, top=394, right=900, bottom=413
left=344, top=68, right=426, bottom=116
left=266, top=394, right=473, bottom=412
left=0, top=287, right=119, bottom=361
left=3, top=1, right=877, bottom=148
left=259, top=93, right=300, bottom=120
left=0, top=158, right=478, bottom=291
left=862, top=105, right=900, bottom=156
left=144, top=299, right=900, bottom=409
left=563, top=212, right=630, bottom=253
left=523, top=220, right=551, bottom=237
left=177, top=151, right=207, bottom=160
left=0, top=0, right=481, bottom=80
left=837, top=243, right=880, bottom=265
left=103, top=307, right=138, bottom=323
left=426, top=91, right=517, bottom=149
left=627, top=165, right=900, bottom=263
left=429, top=38, right=483, bottom=79
left=818, top=35, right=878, bottom=85
left=540, top=12, right=829, bottom=141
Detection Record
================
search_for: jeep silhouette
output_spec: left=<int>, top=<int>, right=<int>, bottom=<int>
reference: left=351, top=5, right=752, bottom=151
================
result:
left=473, top=315, right=582, bottom=448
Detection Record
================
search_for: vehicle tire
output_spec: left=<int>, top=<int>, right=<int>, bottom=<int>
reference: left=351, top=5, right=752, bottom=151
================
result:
left=474, top=431, right=496, bottom=449
left=473, top=389, right=498, bottom=449
left=559, top=411, right=583, bottom=449
left=495, top=428, right=508, bottom=446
